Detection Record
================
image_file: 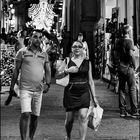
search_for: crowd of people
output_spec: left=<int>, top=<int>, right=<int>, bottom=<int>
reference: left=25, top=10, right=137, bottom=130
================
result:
left=0, top=25, right=139, bottom=140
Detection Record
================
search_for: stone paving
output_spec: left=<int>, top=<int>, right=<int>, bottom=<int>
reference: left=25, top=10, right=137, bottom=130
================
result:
left=0, top=80, right=139, bottom=140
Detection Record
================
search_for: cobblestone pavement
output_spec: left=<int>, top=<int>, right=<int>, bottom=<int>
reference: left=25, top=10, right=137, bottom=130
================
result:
left=1, top=80, right=139, bottom=140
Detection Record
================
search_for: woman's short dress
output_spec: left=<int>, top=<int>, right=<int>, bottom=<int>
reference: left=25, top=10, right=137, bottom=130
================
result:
left=63, top=58, right=90, bottom=112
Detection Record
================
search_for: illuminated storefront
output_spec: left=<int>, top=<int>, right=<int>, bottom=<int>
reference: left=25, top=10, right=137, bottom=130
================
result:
left=0, top=0, right=62, bottom=33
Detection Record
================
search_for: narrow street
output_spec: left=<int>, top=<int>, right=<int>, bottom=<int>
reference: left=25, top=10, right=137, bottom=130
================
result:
left=0, top=0, right=140, bottom=140
left=1, top=80, right=139, bottom=140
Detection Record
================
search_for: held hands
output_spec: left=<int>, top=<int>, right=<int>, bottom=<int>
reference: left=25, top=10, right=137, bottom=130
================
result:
left=65, top=66, right=78, bottom=73
left=90, top=96, right=99, bottom=107
left=94, top=96, right=99, bottom=105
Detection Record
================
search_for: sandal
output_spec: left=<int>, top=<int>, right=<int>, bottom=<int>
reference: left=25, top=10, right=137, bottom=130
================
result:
left=64, top=136, right=70, bottom=140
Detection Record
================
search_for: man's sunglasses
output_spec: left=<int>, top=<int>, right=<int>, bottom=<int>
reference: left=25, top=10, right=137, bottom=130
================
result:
left=72, top=45, right=83, bottom=49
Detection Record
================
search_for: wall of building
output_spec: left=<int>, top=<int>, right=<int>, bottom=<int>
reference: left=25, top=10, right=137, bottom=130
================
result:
left=117, top=0, right=134, bottom=26
left=105, top=0, right=116, bottom=18
left=0, top=1, right=2, bottom=33
left=126, top=0, right=133, bottom=26
left=105, top=0, right=131, bottom=24
left=116, top=0, right=125, bottom=23
left=14, top=1, right=26, bottom=31
left=136, top=0, right=140, bottom=44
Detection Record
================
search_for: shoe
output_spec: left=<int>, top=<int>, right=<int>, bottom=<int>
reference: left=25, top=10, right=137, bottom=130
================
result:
left=127, top=110, right=140, bottom=118
left=120, top=113, right=127, bottom=118
left=120, top=110, right=127, bottom=118
left=131, top=112, right=140, bottom=119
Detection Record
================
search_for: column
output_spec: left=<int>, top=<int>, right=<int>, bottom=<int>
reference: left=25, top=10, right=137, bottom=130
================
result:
left=0, top=1, right=2, bottom=33
left=117, top=0, right=126, bottom=23
left=126, top=0, right=133, bottom=26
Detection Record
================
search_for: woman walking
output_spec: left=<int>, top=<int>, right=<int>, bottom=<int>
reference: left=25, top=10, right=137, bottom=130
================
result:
left=56, top=40, right=98, bottom=140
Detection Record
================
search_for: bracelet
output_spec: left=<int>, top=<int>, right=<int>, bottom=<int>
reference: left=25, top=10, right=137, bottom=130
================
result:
left=64, top=69, right=68, bottom=74
left=46, top=83, right=51, bottom=88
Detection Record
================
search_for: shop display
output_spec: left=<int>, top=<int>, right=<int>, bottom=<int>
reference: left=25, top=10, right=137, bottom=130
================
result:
left=1, top=49, right=15, bottom=86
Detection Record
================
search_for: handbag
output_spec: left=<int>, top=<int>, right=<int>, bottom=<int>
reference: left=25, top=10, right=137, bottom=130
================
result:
left=56, top=74, right=69, bottom=87
left=87, top=104, right=103, bottom=131
left=56, top=57, right=70, bottom=87
left=87, top=86, right=104, bottom=131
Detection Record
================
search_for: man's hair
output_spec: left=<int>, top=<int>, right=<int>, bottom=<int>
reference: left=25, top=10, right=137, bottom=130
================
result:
left=123, top=25, right=132, bottom=35
left=31, top=29, right=43, bottom=36
left=42, top=30, right=51, bottom=40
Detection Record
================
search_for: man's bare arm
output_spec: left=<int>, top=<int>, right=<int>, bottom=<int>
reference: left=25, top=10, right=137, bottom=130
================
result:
left=10, top=60, right=22, bottom=90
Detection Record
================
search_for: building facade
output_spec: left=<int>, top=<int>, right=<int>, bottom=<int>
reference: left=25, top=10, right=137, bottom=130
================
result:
left=1, top=0, right=139, bottom=77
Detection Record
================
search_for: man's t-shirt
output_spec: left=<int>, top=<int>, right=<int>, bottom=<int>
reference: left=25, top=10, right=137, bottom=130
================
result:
left=116, top=38, right=135, bottom=66
left=15, top=47, right=49, bottom=91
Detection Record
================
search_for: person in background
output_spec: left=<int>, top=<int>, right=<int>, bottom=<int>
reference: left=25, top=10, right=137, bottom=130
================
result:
left=60, top=26, right=72, bottom=58
left=9, top=29, right=51, bottom=140
left=0, top=39, right=7, bottom=51
left=77, top=33, right=89, bottom=58
left=15, top=29, right=27, bottom=53
left=0, top=27, right=7, bottom=43
left=42, top=31, right=51, bottom=52
left=115, top=25, right=139, bottom=118
left=56, top=40, right=98, bottom=140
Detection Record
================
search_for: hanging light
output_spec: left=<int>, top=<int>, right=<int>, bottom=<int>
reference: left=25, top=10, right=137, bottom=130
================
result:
left=11, top=8, right=15, bottom=14
left=9, top=4, right=13, bottom=8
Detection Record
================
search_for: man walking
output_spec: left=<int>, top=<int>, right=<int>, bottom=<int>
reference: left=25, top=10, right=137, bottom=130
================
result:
left=9, top=29, right=51, bottom=140
left=115, top=25, right=139, bottom=118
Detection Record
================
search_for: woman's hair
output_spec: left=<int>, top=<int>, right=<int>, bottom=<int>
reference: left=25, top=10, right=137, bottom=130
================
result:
left=72, top=40, right=83, bottom=47
left=78, top=32, right=83, bottom=37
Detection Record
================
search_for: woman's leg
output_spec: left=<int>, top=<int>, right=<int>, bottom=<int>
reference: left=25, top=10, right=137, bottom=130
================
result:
left=78, top=108, right=89, bottom=140
left=65, top=111, right=75, bottom=139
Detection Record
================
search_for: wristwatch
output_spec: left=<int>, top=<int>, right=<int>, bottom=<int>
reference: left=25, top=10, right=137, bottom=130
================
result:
left=46, top=83, right=51, bottom=88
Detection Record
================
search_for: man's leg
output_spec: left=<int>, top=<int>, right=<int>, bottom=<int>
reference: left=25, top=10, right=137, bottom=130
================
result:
left=127, top=67, right=138, bottom=115
left=29, top=114, right=38, bottom=140
left=29, top=91, right=42, bottom=140
left=118, top=71, right=127, bottom=117
left=19, top=112, right=30, bottom=140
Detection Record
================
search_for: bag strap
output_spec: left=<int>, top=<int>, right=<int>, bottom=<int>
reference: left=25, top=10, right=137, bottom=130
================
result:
left=89, top=85, right=97, bottom=107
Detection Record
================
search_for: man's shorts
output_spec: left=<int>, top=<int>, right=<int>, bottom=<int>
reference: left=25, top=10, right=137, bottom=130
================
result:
left=20, top=90, right=43, bottom=116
